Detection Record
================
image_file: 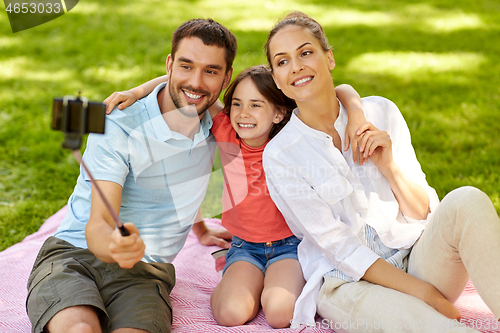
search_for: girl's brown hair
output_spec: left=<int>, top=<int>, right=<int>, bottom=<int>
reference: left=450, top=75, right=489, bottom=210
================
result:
left=264, top=11, right=331, bottom=69
left=222, top=65, right=296, bottom=139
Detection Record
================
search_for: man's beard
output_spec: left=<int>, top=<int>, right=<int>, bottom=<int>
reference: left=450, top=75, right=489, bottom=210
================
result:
left=168, top=73, right=215, bottom=118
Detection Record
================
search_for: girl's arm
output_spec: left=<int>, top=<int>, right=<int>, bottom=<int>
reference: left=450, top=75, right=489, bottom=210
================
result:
left=103, top=75, right=224, bottom=118
left=192, top=207, right=232, bottom=249
left=335, top=84, right=368, bottom=164
left=103, top=75, right=169, bottom=113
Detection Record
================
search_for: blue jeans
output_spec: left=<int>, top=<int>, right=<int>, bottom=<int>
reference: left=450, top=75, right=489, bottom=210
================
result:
left=223, top=235, right=301, bottom=275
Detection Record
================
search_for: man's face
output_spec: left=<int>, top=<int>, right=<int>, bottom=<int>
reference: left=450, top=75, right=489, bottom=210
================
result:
left=166, top=37, right=232, bottom=116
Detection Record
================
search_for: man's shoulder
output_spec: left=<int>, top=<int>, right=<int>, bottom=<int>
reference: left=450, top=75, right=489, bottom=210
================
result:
left=106, top=98, right=152, bottom=133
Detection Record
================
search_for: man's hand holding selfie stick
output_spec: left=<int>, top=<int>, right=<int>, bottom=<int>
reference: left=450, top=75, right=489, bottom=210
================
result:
left=52, top=93, right=144, bottom=269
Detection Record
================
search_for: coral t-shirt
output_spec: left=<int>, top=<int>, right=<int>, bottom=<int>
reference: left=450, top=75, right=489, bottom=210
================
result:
left=212, top=112, right=293, bottom=242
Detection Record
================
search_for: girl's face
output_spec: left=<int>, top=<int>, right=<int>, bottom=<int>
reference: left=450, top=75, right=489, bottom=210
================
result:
left=269, top=25, right=335, bottom=102
left=229, top=77, right=284, bottom=147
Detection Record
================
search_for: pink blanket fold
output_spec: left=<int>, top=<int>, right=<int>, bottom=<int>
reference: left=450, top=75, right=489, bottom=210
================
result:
left=0, top=206, right=498, bottom=333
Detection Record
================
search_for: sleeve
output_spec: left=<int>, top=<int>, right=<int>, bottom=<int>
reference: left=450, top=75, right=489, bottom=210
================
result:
left=211, top=111, right=226, bottom=136
left=383, top=98, right=440, bottom=220
left=81, top=118, right=130, bottom=187
left=263, top=151, right=379, bottom=281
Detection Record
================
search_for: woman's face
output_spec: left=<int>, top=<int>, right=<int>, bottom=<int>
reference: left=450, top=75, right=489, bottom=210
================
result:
left=269, top=25, right=335, bottom=103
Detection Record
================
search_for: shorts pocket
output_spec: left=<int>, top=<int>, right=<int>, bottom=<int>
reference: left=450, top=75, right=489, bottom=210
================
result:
left=156, top=282, right=173, bottom=310
left=27, top=262, right=53, bottom=296
left=26, top=262, right=61, bottom=331
left=284, top=236, right=301, bottom=246
left=27, top=237, right=54, bottom=281
left=154, top=282, right=173, bottom=329
left=230, top=237, right=245, bottom=248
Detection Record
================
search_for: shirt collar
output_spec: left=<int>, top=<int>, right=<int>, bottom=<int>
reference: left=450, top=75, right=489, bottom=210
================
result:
left=336, top=100, right=348, bottom=146
left=290, top=108, right=327, bottom=140
left=146, top=82, right=213, bottom=143
left=291, top=100, right=347, bottom=142
left=194, top=111, right=213, bottom=145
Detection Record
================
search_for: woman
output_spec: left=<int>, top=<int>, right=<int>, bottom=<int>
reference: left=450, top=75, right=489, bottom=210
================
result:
left=262, top=11, right=500, bottom=332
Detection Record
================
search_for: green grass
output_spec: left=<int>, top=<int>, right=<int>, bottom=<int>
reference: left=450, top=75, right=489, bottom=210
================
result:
left=1, top=0, right=499, bottom=251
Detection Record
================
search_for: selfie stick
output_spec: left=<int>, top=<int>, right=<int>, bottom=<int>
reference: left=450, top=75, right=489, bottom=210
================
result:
left=72, top=150, right=130, bottom=236
left=55, top=93, right=130, bottom=237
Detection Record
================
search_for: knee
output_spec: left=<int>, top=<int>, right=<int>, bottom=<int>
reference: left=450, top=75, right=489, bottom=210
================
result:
left=212, top=300, right=255, bottom=327
left=442, top=186, right=493, bottom=214
left=262, top=299, right=294, bottom=328
left=446, top=186, right=488, bottom=205
left=65, top=323, right=99, bottom=333
left=45, top=306, right=101, bottom=333
left=264, top=309, right=293, bottom=329
left=441, top=186, right=498, bottom=227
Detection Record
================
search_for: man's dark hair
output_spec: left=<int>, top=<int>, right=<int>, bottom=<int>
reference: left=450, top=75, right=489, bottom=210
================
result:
left=172, top=18, right=237, bottom=74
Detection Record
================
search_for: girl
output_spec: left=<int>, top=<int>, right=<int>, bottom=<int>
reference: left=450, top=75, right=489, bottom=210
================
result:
left=104, top=65, right=367, bottom=328
left=262, top=11, right=500, bottom=332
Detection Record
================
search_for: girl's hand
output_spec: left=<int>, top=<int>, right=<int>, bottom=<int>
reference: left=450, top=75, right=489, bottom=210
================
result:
left=197, top=226, right=232, bottom=249
left=356, top=122, right=394, bottom=170
left=104, top=91, right=138, bottom=114
left=344, top=112, right=368, bottom=165
left=108, top=222, right=145, bottom=269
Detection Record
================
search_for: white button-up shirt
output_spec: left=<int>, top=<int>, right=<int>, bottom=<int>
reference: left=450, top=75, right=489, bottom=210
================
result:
left=263, top=96, right=439, bottom=326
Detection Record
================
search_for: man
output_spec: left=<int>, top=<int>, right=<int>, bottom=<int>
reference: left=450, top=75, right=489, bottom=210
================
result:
left=26, top=18, right=237, bottom=333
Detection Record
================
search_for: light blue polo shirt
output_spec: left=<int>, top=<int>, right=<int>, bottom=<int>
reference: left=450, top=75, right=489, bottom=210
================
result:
left=54, top=82, right=217, bottom=263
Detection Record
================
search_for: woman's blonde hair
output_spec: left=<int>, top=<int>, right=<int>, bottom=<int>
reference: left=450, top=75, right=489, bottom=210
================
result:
left=264, top=11, right=331, bottom=69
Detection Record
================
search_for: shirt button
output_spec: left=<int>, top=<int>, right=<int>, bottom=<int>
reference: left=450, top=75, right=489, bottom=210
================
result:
left=356, top=184, right=363, bottom=191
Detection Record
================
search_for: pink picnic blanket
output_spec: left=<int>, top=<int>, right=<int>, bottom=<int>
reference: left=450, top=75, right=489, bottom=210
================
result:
left=0, top=206, right=498, bottom=333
